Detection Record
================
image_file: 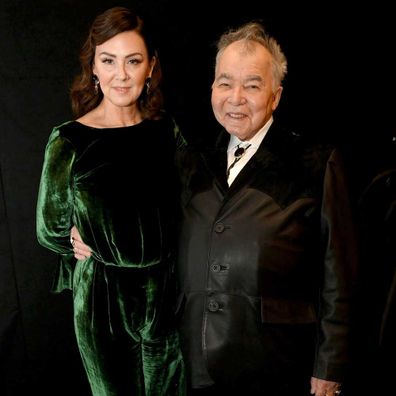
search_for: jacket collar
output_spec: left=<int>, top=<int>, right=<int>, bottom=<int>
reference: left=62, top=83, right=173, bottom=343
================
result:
left=200, top=119, right=290, bottom=193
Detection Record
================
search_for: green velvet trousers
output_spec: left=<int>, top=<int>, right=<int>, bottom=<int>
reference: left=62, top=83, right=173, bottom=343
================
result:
left=73, top=258, right=185, bottom=396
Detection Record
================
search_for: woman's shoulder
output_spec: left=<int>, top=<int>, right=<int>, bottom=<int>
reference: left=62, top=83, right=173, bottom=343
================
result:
left=53, top=119, right=78, bottom=131
left=51, top=120, right=86, bottom=140
left=48, top=120, right=97, bottom=153
left=46, top=120, right=74, bottom=143
left=145, top=111, right=183, bottom=142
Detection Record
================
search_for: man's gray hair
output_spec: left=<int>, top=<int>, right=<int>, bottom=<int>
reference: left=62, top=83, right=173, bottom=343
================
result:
left=215, top=22, right=288, bottom=90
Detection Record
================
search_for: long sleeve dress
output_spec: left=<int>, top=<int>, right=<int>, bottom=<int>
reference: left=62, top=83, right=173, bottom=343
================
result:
left=36, top=117, right=185, bottom=396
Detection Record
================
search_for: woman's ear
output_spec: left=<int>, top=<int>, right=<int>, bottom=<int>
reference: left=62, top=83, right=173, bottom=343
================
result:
left=148, top=56, right=156, bottom=77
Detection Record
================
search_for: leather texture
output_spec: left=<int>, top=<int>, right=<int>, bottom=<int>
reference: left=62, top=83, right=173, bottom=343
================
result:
left=176, top=120, right=357, bottom=391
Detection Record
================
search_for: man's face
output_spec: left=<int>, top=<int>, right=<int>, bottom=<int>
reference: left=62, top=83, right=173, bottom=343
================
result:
left=211, top=40, right=282, bottom=141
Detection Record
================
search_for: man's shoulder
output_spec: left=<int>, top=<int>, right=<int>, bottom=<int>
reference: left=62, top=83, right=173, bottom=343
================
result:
left=269, top=121, right=335, bottom=160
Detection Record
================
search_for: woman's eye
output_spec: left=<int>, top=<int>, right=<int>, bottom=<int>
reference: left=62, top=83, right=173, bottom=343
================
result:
left=128, top=58, right=141, bottom=65
left=101, top=58, right=114, bottom=64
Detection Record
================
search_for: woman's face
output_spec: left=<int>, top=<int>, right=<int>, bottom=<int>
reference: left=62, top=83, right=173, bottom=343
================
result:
left=93, top=30, right=155, bottom=110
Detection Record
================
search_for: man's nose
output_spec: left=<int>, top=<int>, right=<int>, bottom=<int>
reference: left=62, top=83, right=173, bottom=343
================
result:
left=228, top=87, right=246, bottom=105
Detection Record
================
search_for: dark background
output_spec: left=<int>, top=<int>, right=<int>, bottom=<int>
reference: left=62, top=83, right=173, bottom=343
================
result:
left=0, top=0, right=394, bottom=395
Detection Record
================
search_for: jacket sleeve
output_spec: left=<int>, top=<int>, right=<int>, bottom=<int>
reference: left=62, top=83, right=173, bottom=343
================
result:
left=314, top=148, right=358, bottom=381
left=36, top=127, right=76, bottom=291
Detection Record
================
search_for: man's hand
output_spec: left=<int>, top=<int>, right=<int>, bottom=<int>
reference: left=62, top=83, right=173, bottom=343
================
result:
left=70, top=225, right=92, bottom=260
left=311, top=377, right=341, bottom=396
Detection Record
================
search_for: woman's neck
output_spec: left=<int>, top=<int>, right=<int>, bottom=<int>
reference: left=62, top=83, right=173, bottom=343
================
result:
left=78, top=101, right=143, bottom=128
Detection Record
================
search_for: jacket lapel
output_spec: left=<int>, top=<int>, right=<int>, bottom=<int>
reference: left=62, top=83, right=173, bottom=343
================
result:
left=200, top=131, right=229, bottom=193
left=228, top=121, right=286, bottom=193
left=198, top=120, right=292, bottom=196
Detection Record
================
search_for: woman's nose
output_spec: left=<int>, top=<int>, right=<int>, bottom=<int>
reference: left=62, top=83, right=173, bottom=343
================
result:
left=116, top=64, right=128, bottom=81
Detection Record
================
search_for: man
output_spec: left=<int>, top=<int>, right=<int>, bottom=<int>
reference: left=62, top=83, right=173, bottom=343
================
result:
left=176, top=22, right=357, bottom=396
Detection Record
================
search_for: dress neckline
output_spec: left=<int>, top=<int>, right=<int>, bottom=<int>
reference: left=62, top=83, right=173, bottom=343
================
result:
left=73, top=119, right=147, bottom=131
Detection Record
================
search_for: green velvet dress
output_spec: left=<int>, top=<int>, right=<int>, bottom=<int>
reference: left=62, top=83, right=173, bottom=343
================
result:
left=36, top=118, right=185, bottom=396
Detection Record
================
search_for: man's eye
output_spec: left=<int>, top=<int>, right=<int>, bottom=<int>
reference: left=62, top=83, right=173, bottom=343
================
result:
left=246, top=85, right=259, bottom=90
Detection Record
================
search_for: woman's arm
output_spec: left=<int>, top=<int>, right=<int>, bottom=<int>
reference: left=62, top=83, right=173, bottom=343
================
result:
left=36, top=128, right=75, bottom=254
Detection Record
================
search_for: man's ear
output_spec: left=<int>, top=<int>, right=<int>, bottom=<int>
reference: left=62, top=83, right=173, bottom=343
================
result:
left=272, top=86, right=283, bottom=111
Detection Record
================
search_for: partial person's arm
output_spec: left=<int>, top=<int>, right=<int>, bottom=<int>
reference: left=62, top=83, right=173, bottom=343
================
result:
left=312, top=148, right=358, bottom=395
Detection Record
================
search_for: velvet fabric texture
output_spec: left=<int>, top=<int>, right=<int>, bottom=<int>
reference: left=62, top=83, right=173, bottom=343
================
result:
left=36, top=118, right=185, bottom=395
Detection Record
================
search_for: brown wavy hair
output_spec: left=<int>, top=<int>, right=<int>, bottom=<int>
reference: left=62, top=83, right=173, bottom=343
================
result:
left=70, top=6, right=163, bottom=119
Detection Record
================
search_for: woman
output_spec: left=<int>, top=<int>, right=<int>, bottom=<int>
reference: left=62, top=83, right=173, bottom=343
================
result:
left=36, top=7, right=185, bottom=395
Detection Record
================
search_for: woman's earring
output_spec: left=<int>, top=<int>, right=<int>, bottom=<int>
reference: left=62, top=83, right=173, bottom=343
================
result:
left=93, top=75, right=100, bottom=95
left=145, top=77, right=151, bottom=95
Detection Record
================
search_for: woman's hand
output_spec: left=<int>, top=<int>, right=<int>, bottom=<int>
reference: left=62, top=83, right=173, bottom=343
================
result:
left=70, top=225, right=92, bottom=260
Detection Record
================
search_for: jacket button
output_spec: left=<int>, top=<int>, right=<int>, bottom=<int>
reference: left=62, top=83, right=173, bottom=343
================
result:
left=211, top=264, right=220, bottom=272
left=208, top=300, right=220, bottom=312
left=214, top=223, right=225, bottom=233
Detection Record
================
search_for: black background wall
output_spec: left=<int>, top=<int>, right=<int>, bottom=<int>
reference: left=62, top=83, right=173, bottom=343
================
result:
left=0, top=0, right=394, bottom=395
